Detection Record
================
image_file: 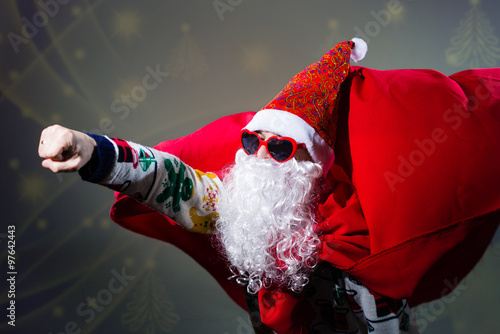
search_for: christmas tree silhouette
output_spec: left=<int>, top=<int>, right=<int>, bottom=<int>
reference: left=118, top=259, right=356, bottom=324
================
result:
left=165, top=24, right=208, bottom=81
left=445, top=0, right=500, bottom=68
left=121, top=270, right=180, bottom=333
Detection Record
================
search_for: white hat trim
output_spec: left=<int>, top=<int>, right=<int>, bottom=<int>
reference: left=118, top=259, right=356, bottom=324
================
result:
left=244, top=109, right=335, bottom=176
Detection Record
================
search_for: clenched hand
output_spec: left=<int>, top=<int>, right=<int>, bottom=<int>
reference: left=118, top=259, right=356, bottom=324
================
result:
left=38, top=125, right=96, bottom=173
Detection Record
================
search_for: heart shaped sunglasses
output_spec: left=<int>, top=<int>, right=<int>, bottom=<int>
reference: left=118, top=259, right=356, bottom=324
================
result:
left=240, top=129, right=306, bottom=163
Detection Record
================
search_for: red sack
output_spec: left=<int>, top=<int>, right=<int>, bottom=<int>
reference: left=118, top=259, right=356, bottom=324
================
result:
left=331, top=67, right=500, bottom=305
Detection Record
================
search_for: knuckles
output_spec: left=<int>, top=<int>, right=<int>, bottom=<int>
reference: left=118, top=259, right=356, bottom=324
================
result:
left=44, top=124, right=72, bottom=140
left=39, top=125, right=82, bottom=173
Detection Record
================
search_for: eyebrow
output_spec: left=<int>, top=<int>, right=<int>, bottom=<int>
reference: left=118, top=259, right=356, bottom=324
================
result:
left=255, top=130, right=282, bottom=138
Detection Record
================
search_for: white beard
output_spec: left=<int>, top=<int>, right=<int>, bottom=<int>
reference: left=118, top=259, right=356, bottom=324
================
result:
left=216, top=149, right=323, bottom=294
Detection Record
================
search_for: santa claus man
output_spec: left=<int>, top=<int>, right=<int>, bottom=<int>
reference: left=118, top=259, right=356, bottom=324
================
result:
left=39, top=37, right=500, bottom=333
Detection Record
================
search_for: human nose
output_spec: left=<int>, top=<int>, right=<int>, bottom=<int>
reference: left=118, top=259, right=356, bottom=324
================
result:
left=256, top=145, right=271, bottom=159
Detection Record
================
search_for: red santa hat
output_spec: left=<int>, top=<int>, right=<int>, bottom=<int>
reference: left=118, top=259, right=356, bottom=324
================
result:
left=244, top=38, right=367, bottom=175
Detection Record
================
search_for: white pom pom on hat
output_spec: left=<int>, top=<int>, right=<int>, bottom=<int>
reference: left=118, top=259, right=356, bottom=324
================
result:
left=351, top=37, right=368, bottom=62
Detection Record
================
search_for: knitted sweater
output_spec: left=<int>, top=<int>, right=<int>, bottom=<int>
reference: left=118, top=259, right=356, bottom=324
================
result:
left=80, top=134, right=223, bottom=234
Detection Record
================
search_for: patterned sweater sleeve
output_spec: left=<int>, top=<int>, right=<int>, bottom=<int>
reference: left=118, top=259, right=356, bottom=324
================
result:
left=79, top=134, right=224, bottom=234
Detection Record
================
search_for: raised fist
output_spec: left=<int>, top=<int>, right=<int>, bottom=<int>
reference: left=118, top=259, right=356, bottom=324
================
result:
left=38, top=125, right=96, bottom=173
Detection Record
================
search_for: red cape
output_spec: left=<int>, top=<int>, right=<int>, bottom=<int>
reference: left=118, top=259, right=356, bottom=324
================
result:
left=110, top=67, right=500, bottom=316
